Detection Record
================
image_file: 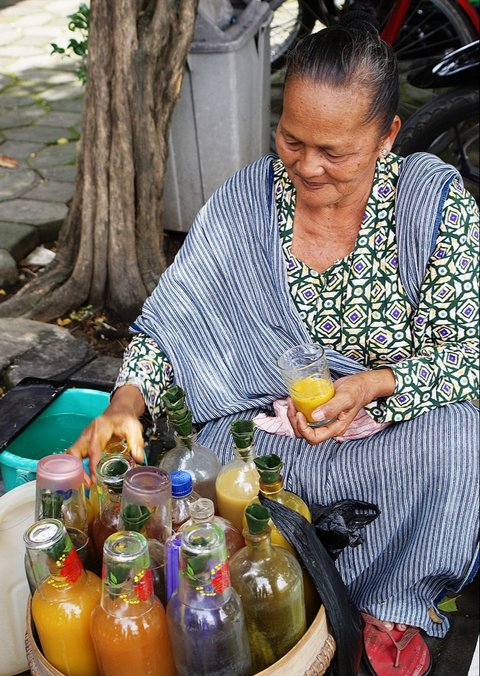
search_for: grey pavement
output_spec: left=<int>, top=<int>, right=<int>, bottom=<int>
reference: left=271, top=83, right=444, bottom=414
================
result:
left=0, top=0, right=82, bottom=288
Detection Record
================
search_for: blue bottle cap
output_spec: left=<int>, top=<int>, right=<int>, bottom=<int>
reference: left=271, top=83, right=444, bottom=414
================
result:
left=170, top=470, right=193, bottom=498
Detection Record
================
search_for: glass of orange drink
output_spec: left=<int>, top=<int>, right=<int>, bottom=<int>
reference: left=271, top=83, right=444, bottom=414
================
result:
left=277, top=343, right=335, bottom=427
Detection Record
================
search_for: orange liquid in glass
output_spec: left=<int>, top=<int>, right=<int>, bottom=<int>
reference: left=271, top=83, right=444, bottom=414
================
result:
left=32, top=571, right=101, bottom=676
left=290, top=376, right=334, bottom=422
left=91, top=598, right=175, bottom=676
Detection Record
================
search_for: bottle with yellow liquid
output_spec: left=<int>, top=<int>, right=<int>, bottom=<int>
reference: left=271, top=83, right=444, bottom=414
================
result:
left=215, top=420, right=259, bottom=532
left=24, top=519, right=101, bottom=676
left=243, top=454, right=319, bottom=623
left=230, top=504, right=306, bottom=672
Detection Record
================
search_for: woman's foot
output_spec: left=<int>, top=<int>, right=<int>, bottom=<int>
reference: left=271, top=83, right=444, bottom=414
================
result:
left=362, top=613, right=432, bottom=676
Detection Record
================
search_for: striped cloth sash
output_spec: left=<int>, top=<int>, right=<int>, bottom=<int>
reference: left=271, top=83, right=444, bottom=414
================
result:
left=132, top=153, right=458, bottom=424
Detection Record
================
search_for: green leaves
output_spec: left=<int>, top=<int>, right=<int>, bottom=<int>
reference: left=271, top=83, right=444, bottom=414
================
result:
left=50, top=3, right=89, bottom=85
left=437, top=595, right=459, bottom=613
left=162, top=385, right=193, bottom=439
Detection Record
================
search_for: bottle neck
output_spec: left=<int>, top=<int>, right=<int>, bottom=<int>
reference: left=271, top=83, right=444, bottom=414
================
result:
left=98, top=483, right=123, bottom=520
left=243, top=530, right=273, bottom=559
left=101, top=532, right=156, bottom=616
left=174, top=432, right=196, bottom=451
left=36, top=486, right=88, bottom=533
left=258, top=477, right=285, bottom=497
left=178, top=556, right=232, bottom=609
left=233, top=445, right=256, bottom=464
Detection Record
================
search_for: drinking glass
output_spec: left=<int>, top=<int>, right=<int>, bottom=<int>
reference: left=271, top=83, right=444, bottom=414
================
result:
left=277, top=343, right=335, bottom=427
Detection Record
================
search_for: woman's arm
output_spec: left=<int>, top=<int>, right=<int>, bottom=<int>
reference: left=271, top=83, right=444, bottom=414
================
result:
left=68, top=333, right=175, bottom=483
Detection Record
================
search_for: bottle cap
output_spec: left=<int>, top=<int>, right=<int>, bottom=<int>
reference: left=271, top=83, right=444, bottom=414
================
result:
left=171, top=470, right=193, bottom=497
left=245, top=504, right=270, bottom=534
left=254, top=454, right=283, bottom=483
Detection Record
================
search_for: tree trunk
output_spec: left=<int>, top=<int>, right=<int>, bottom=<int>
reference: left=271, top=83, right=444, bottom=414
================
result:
left=0, top=0, right=198, bottom=322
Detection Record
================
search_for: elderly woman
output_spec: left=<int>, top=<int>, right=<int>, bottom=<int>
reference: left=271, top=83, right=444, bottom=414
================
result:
left=70, top=12, right=479, bottom=676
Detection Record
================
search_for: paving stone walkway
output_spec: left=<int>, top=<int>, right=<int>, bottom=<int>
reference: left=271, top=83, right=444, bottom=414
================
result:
left=0, top=0, right=83, bottom=286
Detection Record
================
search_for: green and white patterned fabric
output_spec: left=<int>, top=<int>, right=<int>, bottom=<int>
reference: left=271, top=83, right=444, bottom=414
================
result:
left=117, top=154, right=478, bottom=424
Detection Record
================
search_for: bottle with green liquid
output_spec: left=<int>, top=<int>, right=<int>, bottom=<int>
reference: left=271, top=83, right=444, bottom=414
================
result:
left=244, top=453, right=319, bottom=623
left=229, top=504, right=307, bottom=672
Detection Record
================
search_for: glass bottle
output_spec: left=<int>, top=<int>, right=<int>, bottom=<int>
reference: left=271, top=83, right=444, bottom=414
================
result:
left=246, top=453, right=319, bottom=623
left=215, top=420, right=260, bottom=531
left=24, top=519, right=101, bottom=676
left=25, top=454, right=95, bottom=593
left=179, top=497, right=245, bottom=558
left=90, top=531, right=175, bottom=676
left=170, top=470, right=201, bottom=531
left=119, top=466, right=172, bottom=605
left=88, top=439, right=133, bottom=520
left=230, top=504, right=307, bottom=672
left=158, top=386, right=221, bottom=506
left=166, top=523, right=252, bottom=676
left=35, top=454, right=89, bottom=534
left=245, top=454, right=311, bottom=555
left=91, top=454, right=135, bottom=566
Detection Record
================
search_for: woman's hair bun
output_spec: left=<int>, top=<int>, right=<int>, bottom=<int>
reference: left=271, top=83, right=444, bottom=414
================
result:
left=340, top=4, right=380, bottom=37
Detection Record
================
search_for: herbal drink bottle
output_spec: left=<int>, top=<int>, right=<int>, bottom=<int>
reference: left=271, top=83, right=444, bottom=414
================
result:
left=170, top=470, right=201, bottom=530
left=90, top=531, right=175, bottom=676
left=24, top=519, right=101, bottom=676
left=91, top=454, right=135, bottom=565
left=179, top=497, right=245, bottom=558
left=230, top=504, right=307, bottom=672
left=88, top=439, right=133, bottom=519
left=25, top=454, right=94, bottom=592
left=159, top=386, right=221, bottom=506
left=119, top=466, right=172, bottom=604
left=244, top=453, right=319, bottom=622
left=215, top=420, right=260, bottom=531
left=166, top=522, right=252, bottom=676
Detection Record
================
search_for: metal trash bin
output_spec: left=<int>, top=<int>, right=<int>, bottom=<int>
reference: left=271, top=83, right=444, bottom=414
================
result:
left=163, top=0, right=272, bottom=232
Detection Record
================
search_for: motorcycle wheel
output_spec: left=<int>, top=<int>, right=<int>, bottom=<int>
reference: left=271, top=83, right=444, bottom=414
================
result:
left=378, top=0, right=478, bottom=63
left=269, top=0, right=318, bottom=72
left=393, top=87, right=479, bottom=203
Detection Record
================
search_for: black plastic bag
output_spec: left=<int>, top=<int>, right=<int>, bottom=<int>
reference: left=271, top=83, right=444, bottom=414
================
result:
left=311, top=499, right=381, bottom=560
left=259, top=496, right=364, bottom=676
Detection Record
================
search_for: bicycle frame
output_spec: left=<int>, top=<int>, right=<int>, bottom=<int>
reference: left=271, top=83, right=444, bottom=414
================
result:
left=381, top=0, right=480, bottom=45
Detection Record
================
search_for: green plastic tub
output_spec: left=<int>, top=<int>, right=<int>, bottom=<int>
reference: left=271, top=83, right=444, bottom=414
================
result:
left=0, top=388, right=109, bottom=492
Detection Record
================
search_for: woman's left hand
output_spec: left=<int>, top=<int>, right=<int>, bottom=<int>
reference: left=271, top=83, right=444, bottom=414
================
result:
left=287, top=368, right=395, bottom=444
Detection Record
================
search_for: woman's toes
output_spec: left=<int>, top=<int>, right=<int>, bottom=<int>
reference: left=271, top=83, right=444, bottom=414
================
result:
left=396, top=623, right=407, bottom=631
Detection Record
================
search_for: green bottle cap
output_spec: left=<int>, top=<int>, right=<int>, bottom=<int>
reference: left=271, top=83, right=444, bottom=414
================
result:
left=230, top=420, right=255, bottom=449
left=162, top=386, right=193, bottom=437
left=254, top=454, right=283, bottom=483
left=245, top=504, right=270, bottom=534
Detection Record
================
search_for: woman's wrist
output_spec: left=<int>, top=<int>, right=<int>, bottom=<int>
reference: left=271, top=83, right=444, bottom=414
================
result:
left=109, top=384, right=146, bottom=418
left=361, top=368, right=396, bottom=403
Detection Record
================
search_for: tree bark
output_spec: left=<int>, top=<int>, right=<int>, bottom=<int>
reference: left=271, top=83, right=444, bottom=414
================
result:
left=0, top=0, right=198, bottom=322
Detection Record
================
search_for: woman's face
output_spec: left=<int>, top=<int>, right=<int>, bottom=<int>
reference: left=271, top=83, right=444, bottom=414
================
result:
left=276, top=77, right=399, bottom=210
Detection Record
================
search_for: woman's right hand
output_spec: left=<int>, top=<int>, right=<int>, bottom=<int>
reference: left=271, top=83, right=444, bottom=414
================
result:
left=67, top=384, right=146, bottom=486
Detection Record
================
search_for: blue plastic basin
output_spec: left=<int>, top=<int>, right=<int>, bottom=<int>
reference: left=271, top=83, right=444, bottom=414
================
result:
left=0, top=388, right=109, bottom=491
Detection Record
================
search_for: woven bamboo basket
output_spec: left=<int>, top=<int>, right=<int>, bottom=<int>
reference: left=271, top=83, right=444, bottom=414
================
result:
left=26, top=597, right=335, bottom=676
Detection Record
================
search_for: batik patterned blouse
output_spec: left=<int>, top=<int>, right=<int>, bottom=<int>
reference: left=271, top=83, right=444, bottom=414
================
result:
left=116, top=154, right=479, bottom=423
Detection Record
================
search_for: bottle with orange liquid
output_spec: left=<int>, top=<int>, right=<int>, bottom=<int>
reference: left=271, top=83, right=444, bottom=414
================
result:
left=243, top=454, right=319, bottom=623
left=91, top=454, right=135, bottom=566
left=215, top=420, right=260, bottom=532
left=24, top=519, right=101, bottom=676
left=90, top=531, right=175, bottom=676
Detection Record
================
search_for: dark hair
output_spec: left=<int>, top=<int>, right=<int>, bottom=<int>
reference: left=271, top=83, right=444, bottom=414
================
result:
left=285, top=9, right=399, bottom=138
